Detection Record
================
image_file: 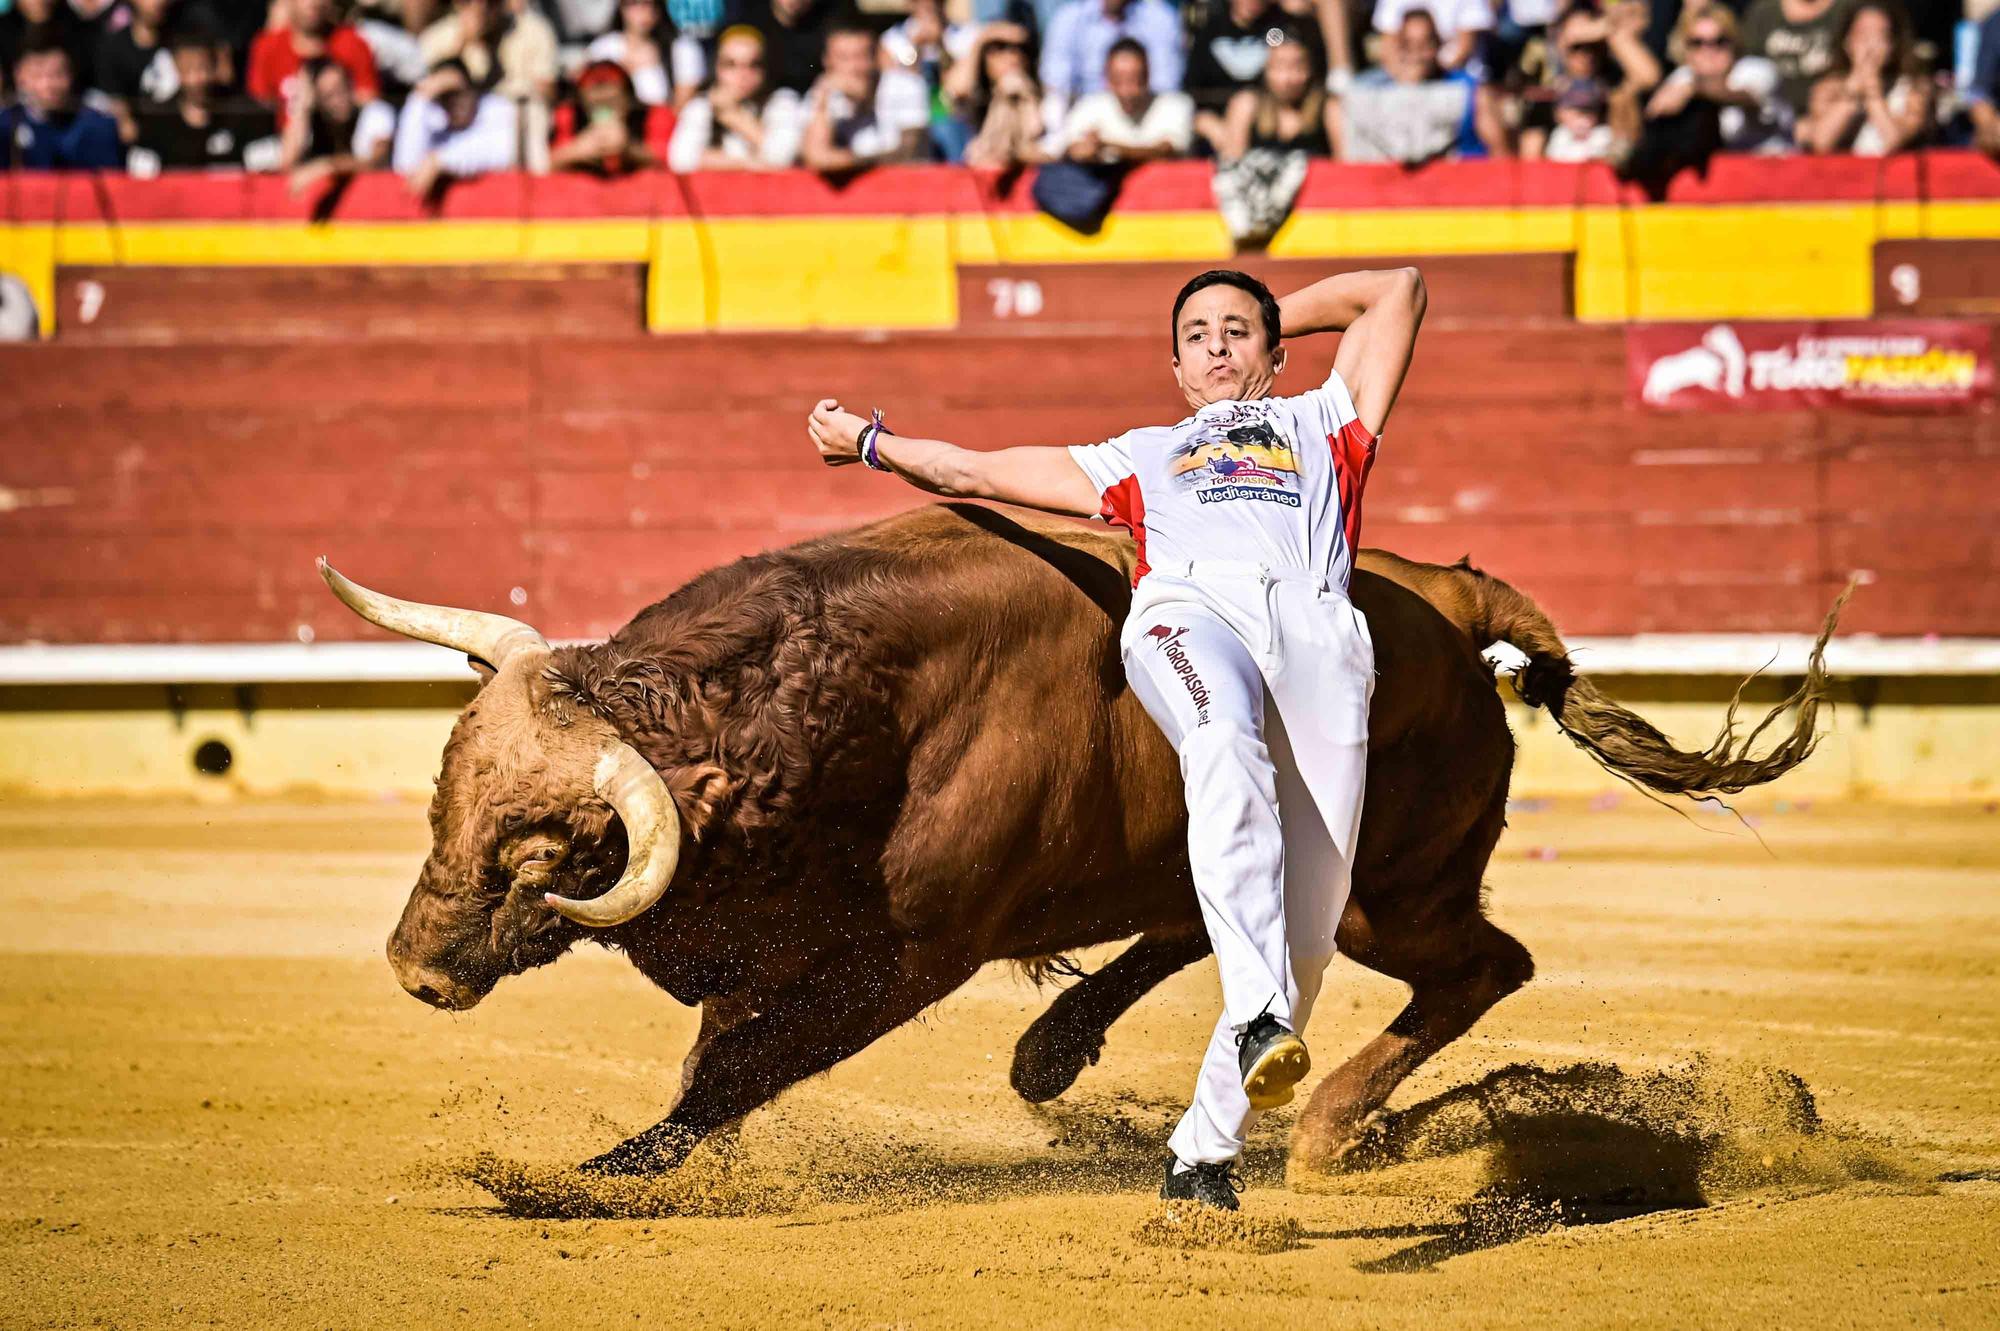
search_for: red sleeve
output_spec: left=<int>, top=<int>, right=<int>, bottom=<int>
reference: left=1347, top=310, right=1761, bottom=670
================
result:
left=550, top=101, right=579, bottom=146
left=644, top=104, right=676, bottom=156
left=330, top=27, right=380, bottom=101
left=245, top=31, right=285, bottom=102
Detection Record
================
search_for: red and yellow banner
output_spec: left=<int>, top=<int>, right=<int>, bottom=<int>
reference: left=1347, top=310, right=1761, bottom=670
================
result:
left=1629, top=320, right=1994, bottom=412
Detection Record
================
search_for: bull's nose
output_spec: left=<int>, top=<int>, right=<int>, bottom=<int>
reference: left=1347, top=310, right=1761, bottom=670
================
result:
left=387, top=939, right=478, bottom=1010
left=400, top=966, right=477, bottom=1011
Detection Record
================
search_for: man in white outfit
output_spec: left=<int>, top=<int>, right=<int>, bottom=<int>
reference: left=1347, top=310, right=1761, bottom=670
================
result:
left=807, top=265, right=1427, bottom=1210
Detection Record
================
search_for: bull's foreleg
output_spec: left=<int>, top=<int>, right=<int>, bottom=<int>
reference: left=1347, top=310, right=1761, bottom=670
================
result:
left=1010, top=928, right=1210, bottom=1103
left=670, top=994, right=755, bottom=1151
left=578, top=938, right=977, bottom=1175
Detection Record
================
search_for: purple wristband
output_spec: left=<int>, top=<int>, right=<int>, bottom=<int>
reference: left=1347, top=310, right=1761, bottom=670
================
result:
left=859, top=409, right=893, bottom=472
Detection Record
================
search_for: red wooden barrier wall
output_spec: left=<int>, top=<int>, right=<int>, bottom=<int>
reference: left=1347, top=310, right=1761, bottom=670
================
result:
left=5, top=310, right=1994, bottom=643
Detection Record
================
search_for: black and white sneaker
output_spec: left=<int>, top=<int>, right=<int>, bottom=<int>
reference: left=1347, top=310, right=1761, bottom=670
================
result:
left=1236, top=1012, right=1310, bottom=1110
left=1159, top=1155, right=1242, bottom=1211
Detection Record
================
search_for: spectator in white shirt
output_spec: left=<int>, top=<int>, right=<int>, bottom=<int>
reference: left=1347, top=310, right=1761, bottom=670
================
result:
left=667, top=23, right=804, bottom=169
left=586, top=0, right=708, bottom=107
left=800, top=24, right=930, bottom=174
left=391, top=58, right=519, bottom=196
left=1055, top=36, right=1193, bottom=163
left=1371, top=0, right=1492, bottom=69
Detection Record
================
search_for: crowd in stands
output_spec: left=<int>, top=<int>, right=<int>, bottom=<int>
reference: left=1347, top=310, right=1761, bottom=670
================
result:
left=0, top=0, right=1992, bottom=191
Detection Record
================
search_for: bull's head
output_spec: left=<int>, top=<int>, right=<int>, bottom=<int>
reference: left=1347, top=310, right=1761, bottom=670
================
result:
left=319, top=561, right=685, bottom=1010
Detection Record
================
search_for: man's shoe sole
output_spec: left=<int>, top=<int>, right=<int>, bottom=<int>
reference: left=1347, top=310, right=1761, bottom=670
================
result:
left=1242, top=1036, right=1311, bottom=1110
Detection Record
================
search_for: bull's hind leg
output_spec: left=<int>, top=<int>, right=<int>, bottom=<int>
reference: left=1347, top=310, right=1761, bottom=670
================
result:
left=1010, top=929, right=1211, bottom=1103
left=1292, top=910, right=1534, bottom=1174
left=1292, top=801, right=1534, bottom=1175
left=579, top=937, right=977, bottom=1175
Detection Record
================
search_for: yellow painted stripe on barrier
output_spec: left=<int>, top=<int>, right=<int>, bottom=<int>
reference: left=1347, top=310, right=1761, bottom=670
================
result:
left=0, top=225, right=59, bottom=337
left=646, top=218, right=707, bottom=332
left=1903, top=199, right=2000, bottom=239
left=1574, top=202, right=1880, bottom=322
left=980, top=211, right=1234, bottom=264
left=696, top=216, right=957, bottom=330
left=38, top=219, right=654, bottom=266
left=1270, top=205, right=1580, bottom=258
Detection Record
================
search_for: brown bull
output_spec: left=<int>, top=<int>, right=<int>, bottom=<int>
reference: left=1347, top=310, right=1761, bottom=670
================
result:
left=323, top=502, right=1842, bottom=1176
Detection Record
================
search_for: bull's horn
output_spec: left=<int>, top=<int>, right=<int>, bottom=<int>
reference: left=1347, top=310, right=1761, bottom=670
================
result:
left=317, top=558, right=549, bottom=669
left=544, top=743, right=681, bottom=928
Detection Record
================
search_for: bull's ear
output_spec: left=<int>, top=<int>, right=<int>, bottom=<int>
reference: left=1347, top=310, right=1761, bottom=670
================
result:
left=667, top=763, right=734, bottom=843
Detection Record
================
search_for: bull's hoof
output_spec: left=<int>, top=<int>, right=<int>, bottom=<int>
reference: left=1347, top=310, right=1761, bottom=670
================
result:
left=1292, top=1110, right=1397, bottom=1179
left=577, top=1125, right=698, bottom=1176
left=1010, top=1021, right=1104, bottom=1104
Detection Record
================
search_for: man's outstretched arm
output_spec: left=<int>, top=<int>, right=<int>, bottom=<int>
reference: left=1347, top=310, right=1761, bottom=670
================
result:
left=807, top=399, right=1102, bottom=517
left=1277, top=267, right=1427, bottom=437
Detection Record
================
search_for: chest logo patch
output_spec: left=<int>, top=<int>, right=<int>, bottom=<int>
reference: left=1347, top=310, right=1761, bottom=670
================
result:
left=1168, top=413, right=1301, bottom=508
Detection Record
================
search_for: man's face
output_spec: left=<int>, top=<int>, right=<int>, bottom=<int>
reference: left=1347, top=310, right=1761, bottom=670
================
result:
left=1394, top=17, right=1441, bottom=81
left=1172, top=285, right=1284, bottom=409
left=825, top=31, right=874, bottom=96
left=314, top=62, right=356, bottom=117
left=433, top=71, right=477, bottom=127
left=454, top=0, right=499, bottom=36
left=173, top=44, right=216, bottom=99
left=15, top=50, right=71, bottom=114
left=294, top=0, right=335, bottom=35
left=1106, top=50, right=1147, bottom=110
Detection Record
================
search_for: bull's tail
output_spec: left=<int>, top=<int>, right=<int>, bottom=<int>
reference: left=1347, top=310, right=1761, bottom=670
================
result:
left=1460, top=561, right=1852, bottom=797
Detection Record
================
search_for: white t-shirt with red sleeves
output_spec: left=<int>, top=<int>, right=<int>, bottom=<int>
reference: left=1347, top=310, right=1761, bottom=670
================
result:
left=1066, top=365, right=1378, bottom=591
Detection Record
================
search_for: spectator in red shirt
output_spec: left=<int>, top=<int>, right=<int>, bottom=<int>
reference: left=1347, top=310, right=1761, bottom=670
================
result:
left=246, top=0, right=379, bottom=124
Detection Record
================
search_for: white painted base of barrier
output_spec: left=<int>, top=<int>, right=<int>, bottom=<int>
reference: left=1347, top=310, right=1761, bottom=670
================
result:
left=1, top=636, right=1997, bottom=686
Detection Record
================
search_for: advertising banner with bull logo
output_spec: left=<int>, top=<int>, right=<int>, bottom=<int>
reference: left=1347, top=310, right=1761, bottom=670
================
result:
left=1628, top=320, right=1992, bottom=412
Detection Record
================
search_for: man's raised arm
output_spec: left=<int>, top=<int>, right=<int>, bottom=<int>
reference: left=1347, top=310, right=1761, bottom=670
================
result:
left=807, top=399, right=1103, bottom=518
left=1277, top=267, right=1427, bottom=437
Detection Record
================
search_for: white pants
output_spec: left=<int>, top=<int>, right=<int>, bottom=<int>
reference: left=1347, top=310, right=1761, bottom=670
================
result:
left=1120, top=561, right=1375, bottom=1166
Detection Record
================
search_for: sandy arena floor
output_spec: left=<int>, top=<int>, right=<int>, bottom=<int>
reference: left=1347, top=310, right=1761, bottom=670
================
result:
left=4, top=795, right=1998, bottom=1329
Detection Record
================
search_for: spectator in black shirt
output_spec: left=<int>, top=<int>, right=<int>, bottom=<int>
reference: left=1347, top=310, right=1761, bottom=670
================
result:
left=1186, top=0, right=1326, bottom=111
left=97, top=0, right=194, bottom=110
left=0, top=0, right=99, bottom=95
left=128, top=21, right=277, bottom=169
left=1185, top=0, right=1334, bottom=152
left=275, top=54, right=394, bottom=189
left=728, top=0, right=857, bottom=94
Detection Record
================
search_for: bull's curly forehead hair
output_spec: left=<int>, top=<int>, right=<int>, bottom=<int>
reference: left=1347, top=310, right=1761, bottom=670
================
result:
left=1170, top=269, right=1280, bottom=356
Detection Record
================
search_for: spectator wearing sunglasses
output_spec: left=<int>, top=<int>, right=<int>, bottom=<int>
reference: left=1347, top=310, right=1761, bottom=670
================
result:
left=666, top=23, right=804, bottom=168
left=1645, top=5, right=1791, bottom=155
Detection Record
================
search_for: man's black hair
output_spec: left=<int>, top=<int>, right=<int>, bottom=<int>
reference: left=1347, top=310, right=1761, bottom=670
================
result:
left=166, top=11, right=227, bottom=53
left=1106, top=35, right=1148, bottom=69
left=16, top=34, right=73, bottom=68
left=1170, top=269, right=1280, bottom=357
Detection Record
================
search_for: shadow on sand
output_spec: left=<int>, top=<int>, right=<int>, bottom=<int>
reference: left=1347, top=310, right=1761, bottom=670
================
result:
left=1296, top=1059, right=1913, bottom=1272
left=442, top=1059, right=1911, bottom=1266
